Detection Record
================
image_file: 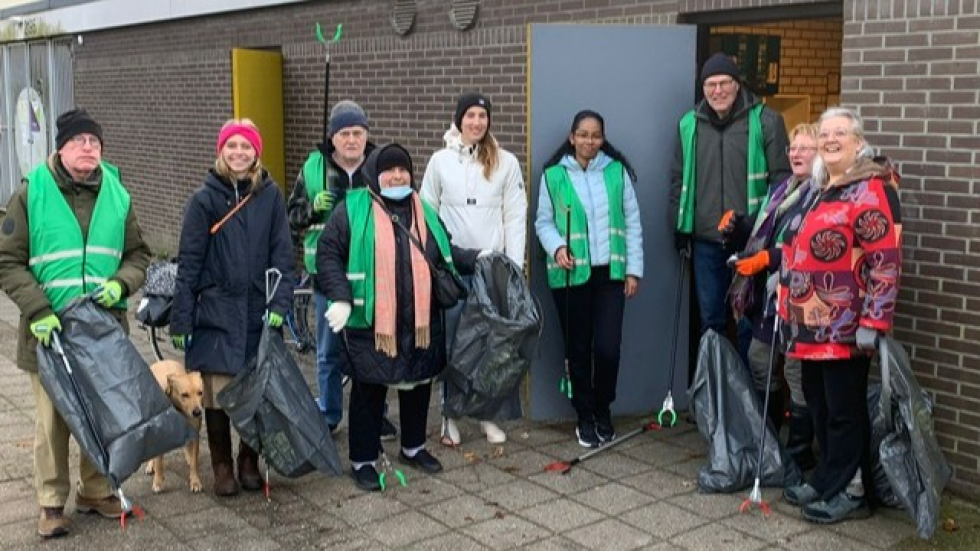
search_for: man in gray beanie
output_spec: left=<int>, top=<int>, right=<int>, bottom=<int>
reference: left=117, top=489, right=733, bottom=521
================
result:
left=0, top=107, right=151, bottom=538
left=287, top=99, right=398, bottom=441
left=668, top=53, right=790, bottom=383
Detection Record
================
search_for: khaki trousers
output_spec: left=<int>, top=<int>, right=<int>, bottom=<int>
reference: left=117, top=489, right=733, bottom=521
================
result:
left=29, top=373, right=110, bottom=507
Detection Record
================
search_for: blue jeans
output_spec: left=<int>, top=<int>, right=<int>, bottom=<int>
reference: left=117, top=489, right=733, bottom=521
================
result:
left=314, top=290, right=343, bottom=426
left=692, top=239, right=732, bottom=335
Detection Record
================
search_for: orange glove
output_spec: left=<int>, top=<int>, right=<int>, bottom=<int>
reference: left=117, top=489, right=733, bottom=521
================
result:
left=718, top=209, right=737, bottom=232
left=735, top=250, right=770, bottom=276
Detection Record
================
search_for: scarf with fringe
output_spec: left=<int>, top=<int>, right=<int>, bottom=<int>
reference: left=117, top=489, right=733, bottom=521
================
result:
left=371, top=193, right=432, bottom=357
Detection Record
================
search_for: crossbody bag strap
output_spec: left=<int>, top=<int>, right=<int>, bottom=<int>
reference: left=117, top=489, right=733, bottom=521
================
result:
left=368, top=191, right=441, bottom=273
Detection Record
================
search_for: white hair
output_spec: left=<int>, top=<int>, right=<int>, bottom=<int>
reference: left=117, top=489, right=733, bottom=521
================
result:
left=811, top=107, right=874, bottom=187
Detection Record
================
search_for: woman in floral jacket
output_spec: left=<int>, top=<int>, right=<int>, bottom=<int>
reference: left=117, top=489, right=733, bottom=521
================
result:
left=778, top=107, right=902, bottom=525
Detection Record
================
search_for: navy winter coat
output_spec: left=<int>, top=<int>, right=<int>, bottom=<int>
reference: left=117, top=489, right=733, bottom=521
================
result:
left=171, top=169, right=295, bottom=375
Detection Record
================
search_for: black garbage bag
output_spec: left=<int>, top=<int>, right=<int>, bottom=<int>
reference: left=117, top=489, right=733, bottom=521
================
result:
left=37, top=297, right=197, bottom=489
left=869, top=337, right=950, bottom=540
left=687, top=329, right=801, bottom=493
left=867, top=384, right=902, bottom=508
left=443, top=254, right=542, bottom=420
left=218, top=324, right=343, bottom=478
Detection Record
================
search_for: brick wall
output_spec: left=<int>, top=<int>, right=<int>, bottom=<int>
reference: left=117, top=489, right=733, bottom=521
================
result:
left=842, top=0, right=980, bottom=496
left=712, top=20, right=843, bottom=122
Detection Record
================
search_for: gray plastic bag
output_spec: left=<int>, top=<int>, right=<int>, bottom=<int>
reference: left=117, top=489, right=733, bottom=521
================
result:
left=218, top=324, right=343, bottom=478
left=871, top=337, right=950, bottom=540
left=37, top=297, right=196, bottom=490
left=687, top=329, right=801, bottom=493
left=443, top=254, right=542, bottom=420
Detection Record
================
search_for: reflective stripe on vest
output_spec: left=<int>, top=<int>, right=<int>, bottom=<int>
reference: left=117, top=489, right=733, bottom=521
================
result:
left=27, top=161, right=129, bottom=312
left=543, top=161, right=627, bottom=289
left=344, top=189, right=456, bottom=328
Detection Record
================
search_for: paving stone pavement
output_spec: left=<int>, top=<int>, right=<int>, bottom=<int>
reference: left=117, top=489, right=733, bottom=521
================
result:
left=0, top=292, right=921, bottom=550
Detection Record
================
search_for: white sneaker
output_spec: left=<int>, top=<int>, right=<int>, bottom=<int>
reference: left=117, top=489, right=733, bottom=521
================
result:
left=441, top=417, right=461, bottom=446
left=480, top=421, right=506, bottom=444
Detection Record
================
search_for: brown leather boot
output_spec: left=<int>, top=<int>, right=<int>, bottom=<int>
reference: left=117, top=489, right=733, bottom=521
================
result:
left=37, top=507, right=70, bottom=538
left=237, top=441, right=263, bottom=492
left=205, top=409, right=240, bottom=497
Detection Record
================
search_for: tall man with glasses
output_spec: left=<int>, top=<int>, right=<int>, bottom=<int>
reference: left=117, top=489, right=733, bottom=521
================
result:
left=669, top=53, right=790, bottom=371
left=0, top=108, right=151, bottom=538
left=287, top=100, right=398, bottom=440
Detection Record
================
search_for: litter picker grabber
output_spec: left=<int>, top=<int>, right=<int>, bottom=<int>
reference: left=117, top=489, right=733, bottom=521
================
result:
left=314, top=22, right=343, bottom=196
left=378, top=448, right=407, bottom=491
left=658, top=249, right=688, bottom=428
left=51, top=331, right=144, bottom=529
left=559, top=207, right=573, bottom=401
left=739, top=314, right=781, bottom=516
left=544, top=421, right=661, bottom=475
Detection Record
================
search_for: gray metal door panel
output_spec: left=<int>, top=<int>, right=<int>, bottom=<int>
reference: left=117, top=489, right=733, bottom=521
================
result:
left=528, top=24, right=696, bottom=420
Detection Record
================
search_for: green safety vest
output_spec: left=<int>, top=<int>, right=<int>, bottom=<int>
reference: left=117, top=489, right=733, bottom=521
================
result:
left=344, top=189, right=457, bottom=328
left=27, top=162, right=129, bottom=312
left=301, top=151, right=334, bottom=274
left=676, top=103, right=768, bottom=233
left=543, top=161, right=627, bottom=289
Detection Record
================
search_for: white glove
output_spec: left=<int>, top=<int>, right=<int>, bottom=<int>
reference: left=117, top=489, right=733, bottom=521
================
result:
left=325, top=301, right=352, bottom=333
left=477, top=249, right=494, bottom=259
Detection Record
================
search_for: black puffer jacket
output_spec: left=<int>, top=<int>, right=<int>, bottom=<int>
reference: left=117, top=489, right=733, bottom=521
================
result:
left=316, top=144, right=479, bottom=385
left=171, top=169, right=295, bottom=376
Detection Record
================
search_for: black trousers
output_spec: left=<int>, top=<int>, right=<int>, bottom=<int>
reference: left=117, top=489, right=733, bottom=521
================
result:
left=802, top=356, right=871, bottom=500
left=551, top=266, right=625, bottom=421
left=348, top=379, right=431, bottom=463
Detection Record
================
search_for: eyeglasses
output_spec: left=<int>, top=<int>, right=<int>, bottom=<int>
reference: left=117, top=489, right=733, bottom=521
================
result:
left=573, top=132, right=603, bottom=142
left=817, top=128, right=853, bottom=141
left=786, top=146, right=817, bottom=154
left=69, top=135, right=102, bottom=149
left=703, top=78, right=736, bottom=92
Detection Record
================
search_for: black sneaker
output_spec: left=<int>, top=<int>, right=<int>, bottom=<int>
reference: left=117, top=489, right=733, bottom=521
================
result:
left=595, top=412, right=615, bottom=443
left=350, top=464, right=382, bottom=492
left=398, top=449, right=443, bottom=474
left=576, top=418, right=600, bottom=448
left=380, top=417, right=398, bottom=441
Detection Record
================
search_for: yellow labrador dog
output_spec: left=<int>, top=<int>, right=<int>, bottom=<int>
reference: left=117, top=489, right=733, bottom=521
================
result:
left=144, top=360, right=204, bottom=493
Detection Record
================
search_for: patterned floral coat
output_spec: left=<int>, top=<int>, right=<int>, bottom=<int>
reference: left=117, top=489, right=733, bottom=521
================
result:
left=777, top=158, right=902, bottom=360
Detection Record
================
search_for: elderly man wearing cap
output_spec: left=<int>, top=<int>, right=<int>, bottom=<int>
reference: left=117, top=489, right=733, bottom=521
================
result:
left=669, top=53, right=790, bottom=354
left=316, top=143, right=487, bottom=491
left=0, top=108, right=151, bottom=538
left=287, top=100, right=398, bottom=441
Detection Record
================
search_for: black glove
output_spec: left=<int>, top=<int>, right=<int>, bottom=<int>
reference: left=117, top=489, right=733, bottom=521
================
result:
left=674, top=233, right=691, bottom=258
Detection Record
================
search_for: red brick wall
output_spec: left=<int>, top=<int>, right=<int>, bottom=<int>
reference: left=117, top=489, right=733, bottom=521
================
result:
left=842, top=0, right=980, bottom=496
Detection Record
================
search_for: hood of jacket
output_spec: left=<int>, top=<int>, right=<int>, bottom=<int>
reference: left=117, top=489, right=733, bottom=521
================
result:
left=558, top=150, right=614, bottom=173
left=361, top=143, right=414, bottom=194
left=204, top=167, right=272, bottom=200
left=825, top=157, right=891, bottom=190
left=441, top=124, right=499, bottom=162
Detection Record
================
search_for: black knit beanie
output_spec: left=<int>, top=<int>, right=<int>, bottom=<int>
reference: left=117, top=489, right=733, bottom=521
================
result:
left=55, top=108, right=103, bottom=151
left=376, top=144, right=413, bottom=175
left=700, top=53, right=741, bottom=84
left=454, top=92, right=491, bottom=130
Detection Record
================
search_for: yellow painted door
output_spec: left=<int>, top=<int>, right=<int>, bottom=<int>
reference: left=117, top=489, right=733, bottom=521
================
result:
left=231, top=49, right=285, bottom=189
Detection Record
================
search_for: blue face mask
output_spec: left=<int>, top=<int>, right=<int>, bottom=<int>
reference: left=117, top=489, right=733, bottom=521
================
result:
left=380, top=185, right=413, bottom=200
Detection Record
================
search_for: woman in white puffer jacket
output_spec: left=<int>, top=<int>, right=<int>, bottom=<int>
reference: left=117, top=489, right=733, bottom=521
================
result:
left=421, top=92, right=528, bottom=445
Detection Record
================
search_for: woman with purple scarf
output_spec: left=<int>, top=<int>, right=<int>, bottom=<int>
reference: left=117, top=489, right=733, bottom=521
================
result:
left=721, top=123, right=819, bottom=471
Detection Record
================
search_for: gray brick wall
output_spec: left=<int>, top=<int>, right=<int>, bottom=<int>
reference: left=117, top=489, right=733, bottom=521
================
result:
left=69, top=0, right=980, bottom=496
left=843, top=0, right=980, bottom=496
